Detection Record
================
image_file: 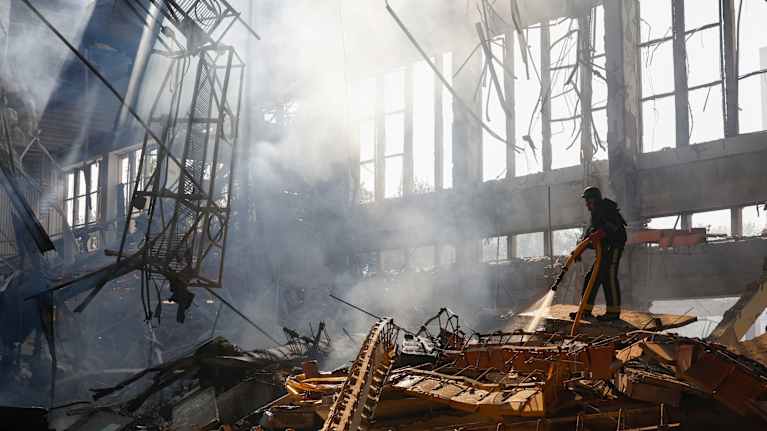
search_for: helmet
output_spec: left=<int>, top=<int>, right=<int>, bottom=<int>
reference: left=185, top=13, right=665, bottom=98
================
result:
left=581, top=186, right=602, bottom=201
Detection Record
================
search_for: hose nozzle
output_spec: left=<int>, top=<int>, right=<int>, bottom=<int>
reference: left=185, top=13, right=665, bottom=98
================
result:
left=550, top=269, right=567, bottom=292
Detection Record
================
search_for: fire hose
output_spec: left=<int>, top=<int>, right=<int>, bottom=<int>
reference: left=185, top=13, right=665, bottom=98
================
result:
left=548, top=236, right=604, bottom=336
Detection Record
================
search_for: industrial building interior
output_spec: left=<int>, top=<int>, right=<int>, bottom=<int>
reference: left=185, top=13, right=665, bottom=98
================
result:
left=1, top=0, right=767, bottom=429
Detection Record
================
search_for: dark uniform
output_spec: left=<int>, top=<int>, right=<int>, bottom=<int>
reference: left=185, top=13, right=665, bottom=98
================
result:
left=580, top=188, right=627, bottom=319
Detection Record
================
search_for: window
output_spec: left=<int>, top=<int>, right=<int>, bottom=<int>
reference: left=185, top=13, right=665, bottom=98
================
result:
left=552, top=228, right=582, bottom=255
left=549, top=18, right=581, bottom=170
left=514, top=27, right=543, bottom=176
left=438, top=243, right=456, bottom=265
left=442, top=53, right=454, bottom=189
left=548, top=10, right=609, bottom=167
left=352, top=53, right=454, bottom=203
left=692, top=209, right=731, bottom=236
left=647, top=215, right=681, bottom=229
left=384, top=68, right=405, bottom=199
left=381, top=249, right=406, bottom=272
left=591, top=5, right=609, bottom=161
left=413, top=60, right=435, bottom=193
left=510, top=6, right=607, bottom=175
left=735, top=0, right=767, bottom=134
left=685, top=0, right=723, bottom=144
left=482, top=35, right=508, bottom=181
left=64, top=160, right=100, bottom=228
left=640, top=0, right=675, bottom=152
left=355, top=251, right=379, bottom=276
left=515, top=232, right=545, bottom=258
left=482, top=236, right=508, bottom=262
left=639, top=0, right=733, bottom=148
left=352, top=78, right=376, bottom=203
left=118, top=148, right=157, bottom=217
left=743, top=204, right=767, bottom=237
left=409, top=245, right=435, bottom=270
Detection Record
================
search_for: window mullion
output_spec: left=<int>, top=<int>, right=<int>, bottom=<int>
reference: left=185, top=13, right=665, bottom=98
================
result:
left=403, top=65, right=413, bottom=195
left=375, top=77, right=385, bottom=202
left=434, top=57, right=444, bottom=189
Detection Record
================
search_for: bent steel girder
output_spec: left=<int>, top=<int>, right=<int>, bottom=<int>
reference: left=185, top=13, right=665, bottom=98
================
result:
left=322, top=318, right=399, bottom=431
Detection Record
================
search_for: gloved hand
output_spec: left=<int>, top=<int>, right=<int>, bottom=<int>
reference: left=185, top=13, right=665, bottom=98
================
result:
left=588, top=228, right=606, bottom=243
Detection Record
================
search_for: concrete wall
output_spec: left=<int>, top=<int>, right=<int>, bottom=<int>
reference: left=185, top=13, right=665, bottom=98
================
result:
left=625, top=238, right=767, bottom=306
left=348, top=131, right=767, bottom=252
left=344, top=237, right=767, bottom=318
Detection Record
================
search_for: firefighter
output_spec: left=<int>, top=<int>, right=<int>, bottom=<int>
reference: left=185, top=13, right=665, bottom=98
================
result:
left=570, top=186, right=627, bottom=322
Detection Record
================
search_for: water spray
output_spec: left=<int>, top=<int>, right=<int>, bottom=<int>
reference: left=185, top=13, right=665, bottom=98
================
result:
left=524, top=237, right=601, bottom=333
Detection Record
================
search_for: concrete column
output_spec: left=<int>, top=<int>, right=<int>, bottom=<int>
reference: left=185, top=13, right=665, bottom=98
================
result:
left=452, top=41, right=482, bottom=188
left=504, top=30, right=516, bottom=179
left=507, top=236, right=517, bottom=259
left=671, top=0, right=689, bottom=147
left=579, top=13, right=594, bottom=163
left=731, top=207, right=743, bottom=237
left=453, top=37, right=483, bottom=264
left=720, top=0, right=738, bottom=136
left=541, top=23, right=552, bottom=172
left=99, top=151, right=116, bottom=246
left=681, top=212, right=692, bottom=230
left=604, top=0, right=641, bottom=224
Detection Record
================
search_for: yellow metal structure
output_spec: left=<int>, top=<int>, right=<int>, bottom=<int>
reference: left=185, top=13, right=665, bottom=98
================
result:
left=388, top=368, right=552, bottom=418
left=549, top=236, right=605, bottom=335
left=321, top=319, right=398, bottom=431
left=571, top=240, right=603, bottom=335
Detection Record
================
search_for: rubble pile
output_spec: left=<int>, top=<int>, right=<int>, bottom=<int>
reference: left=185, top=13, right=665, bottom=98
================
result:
left=42, top=305, right=767, bottom=431
left=259, top=311, right=767, bottom=431
left=56, top=325, right=330, bottom=431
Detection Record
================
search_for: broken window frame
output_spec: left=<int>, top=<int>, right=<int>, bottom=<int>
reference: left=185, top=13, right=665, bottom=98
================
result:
left=503, top=4, right=608, bottom=177
left=638, top=0, right=676, bottom=152
left=481, top=33, right=509, bottom=181
left=732, top=0, right=767, bottom=134
left=63, top=159, right=101, bottom=229
left=514, top=231, right=545, bottom=258
left=482, top=235, right=509, bottom=263
left=354, top=77, right=377, bottom=204
left=636, top=0, right=767, bottom=150
left=354, top=53, right=455, bottom=204
left=383, top=67, right=407, bottom=200
left=118, top=147, right=157, bottom=217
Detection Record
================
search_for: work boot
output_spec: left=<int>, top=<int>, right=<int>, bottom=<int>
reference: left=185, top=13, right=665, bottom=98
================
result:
left=569, top=311, right=593, bottom=320
left=596, top=314, right=620, bottom=322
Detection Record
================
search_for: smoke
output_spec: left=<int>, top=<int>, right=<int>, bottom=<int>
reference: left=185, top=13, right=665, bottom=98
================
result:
left=0, top=0, right=595, bottom=409
left=1, top=1, right=95, bottom=117
left=204, top=0, right=550, bottom=357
